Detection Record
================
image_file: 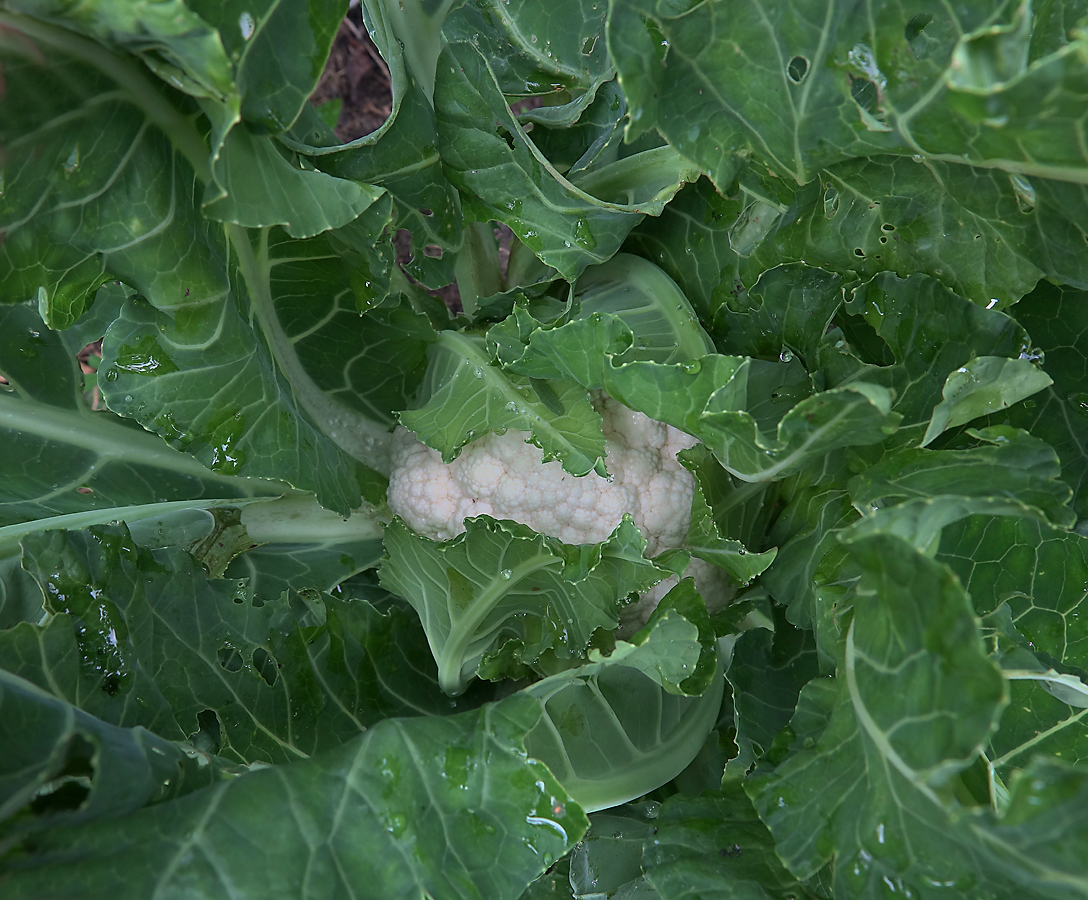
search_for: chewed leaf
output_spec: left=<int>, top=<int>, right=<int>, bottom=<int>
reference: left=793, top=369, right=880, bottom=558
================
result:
left=0, top=693, right=586, bottom=900
left=7, top=524, right=472, bottom=766
left=610, top=0, right=1088, bottom=188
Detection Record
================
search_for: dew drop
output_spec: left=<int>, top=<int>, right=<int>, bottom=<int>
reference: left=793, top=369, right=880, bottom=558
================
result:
left=63, top=146, right=80, bottom=175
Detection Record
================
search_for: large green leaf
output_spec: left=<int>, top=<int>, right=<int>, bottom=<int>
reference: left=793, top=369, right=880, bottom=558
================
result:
left=292, top=0, right=464, bottom=277
left=822, top=272, right=1040, bottom=444
left=938, top=516, right=1088, bottom=790
left=608, top=0, right=1088, bottom=188
left=568, top=804, right=659, bottom=899
left=0, top=304, right=273, bottom=529
left=96, top=221, right=407, bottom=512
left=716, top=265, right=844, bottom=369
left=4, top=525, right=483, bottom=766
left=643, top=787, right=828, bottom=900
left=443, top=0, right=613, bottom=103
left=203, top=123, right=386, bottom=237
left=0, top=300, right=295, bottom=628
left=625, top=156, right=1088, bottom=320
left=992, top=280, right=1088, bottom=516
left=379, top=515, right=670, bottom=695
left=759, top=472, right=857, bottom=630
left=679, top=445, right=778, bottom=588
left=0, top=694, right=587, bottom=900
left=847, top=428, right=1075, bottom=530
left=0, top=13, right=224, bottom=327
left=0, top=669, right=225, bottom=845
left=186, top=0, right=342, bottom=132
left=725, top=606, right=820, bottom=780
left=521, top=612, right=723, bottom=812
left=745, top=535, right=1088, bottom=897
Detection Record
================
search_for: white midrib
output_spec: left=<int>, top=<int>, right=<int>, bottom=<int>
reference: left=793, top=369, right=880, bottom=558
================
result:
left=0, top=395, right=244, bottom=483
left=438, top=553, right=562, bottom=695
left=229, top=226, right=394, bottom=474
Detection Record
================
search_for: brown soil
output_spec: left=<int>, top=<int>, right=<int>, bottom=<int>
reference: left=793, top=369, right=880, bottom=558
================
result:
left=309, top=5, right=392, bottom=142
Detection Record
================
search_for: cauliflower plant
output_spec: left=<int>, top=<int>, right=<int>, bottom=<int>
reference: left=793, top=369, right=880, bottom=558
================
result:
left=388, top=393, right=723, bottom=629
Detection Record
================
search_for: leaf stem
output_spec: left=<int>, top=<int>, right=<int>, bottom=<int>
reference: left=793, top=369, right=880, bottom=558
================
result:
left=226, top=225, right=395, bottom=473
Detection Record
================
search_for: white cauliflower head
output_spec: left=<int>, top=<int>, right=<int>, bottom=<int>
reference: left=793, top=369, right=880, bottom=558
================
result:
left=387, top=394, right=726, bottom=622
left=388, top=393, right=697, bottom=552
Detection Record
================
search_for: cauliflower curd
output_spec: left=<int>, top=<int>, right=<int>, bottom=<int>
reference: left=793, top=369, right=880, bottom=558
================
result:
left=388, top=394, right=725, bottom=629
left=388, top=393, right=698, bottom=551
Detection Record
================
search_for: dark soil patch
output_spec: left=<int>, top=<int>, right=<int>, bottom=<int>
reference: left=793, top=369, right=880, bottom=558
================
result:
left=309, top=5, right=391, bottom=142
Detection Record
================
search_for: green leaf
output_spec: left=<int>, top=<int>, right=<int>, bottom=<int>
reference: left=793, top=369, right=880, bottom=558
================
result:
left=0, top=668, right=224, bottom=845
left=379, top=515, right=670, bottom=695
left=939, top=516, right=1088, bottom=789
left=97, top=223, right=404, bottom=512
left=0, top=14, right=222, bottom=327
left=823, top=272, right=1038, bottom=445
left=568, top=803, right=660, bottom=899
left=435, top=41, right=700, bottom=281
left=520, top=856, right=577, bottom=900
left=725, top=606, right=820, bottom=780
left=678, top=445, right=778, bottom=587
left=608, top=0, right=1088, bottom=188
left=0, top=304, right=270, bottom=524
left=202, top=123, right=387, bottom=237
left=443, top=0, right=613, bottom=102
left=987, top=280, right=1088, bottom=516
left=591, top=605, right=702, bottom=697
left=700, top=382, right=900, bottom=483
left=188, top=0, right=341, bottom=132
left=572, top=254, right=716, bottom=363
left=492, top=253, right=715, bottom=373
left=643, top=786, right=827, bottom=900
left=399, top=330, right=607, bottom=476
left=292, top=1, right=463, bottom=272
left=218, top=496, right=386, bottom=603
left=0, top=694, right=587, bottom=900
left=848, top=427, right=1075, bottom=530
left=4, top=524, right=477, bottom=766
left=748, top=535, right=1018, bottom=894
left=759, top=475, right=857, bottom=630
left=627, top=154, right=1088, bottom=318
left=0, top=1, right=236, bottom=108
left=521, top=614, right=724, bottom=812
left=923, top=356, right=1053, bottom=446
left=0, top=300, right=301, bottom=627
left=717, top=265, right=844, bottom=368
